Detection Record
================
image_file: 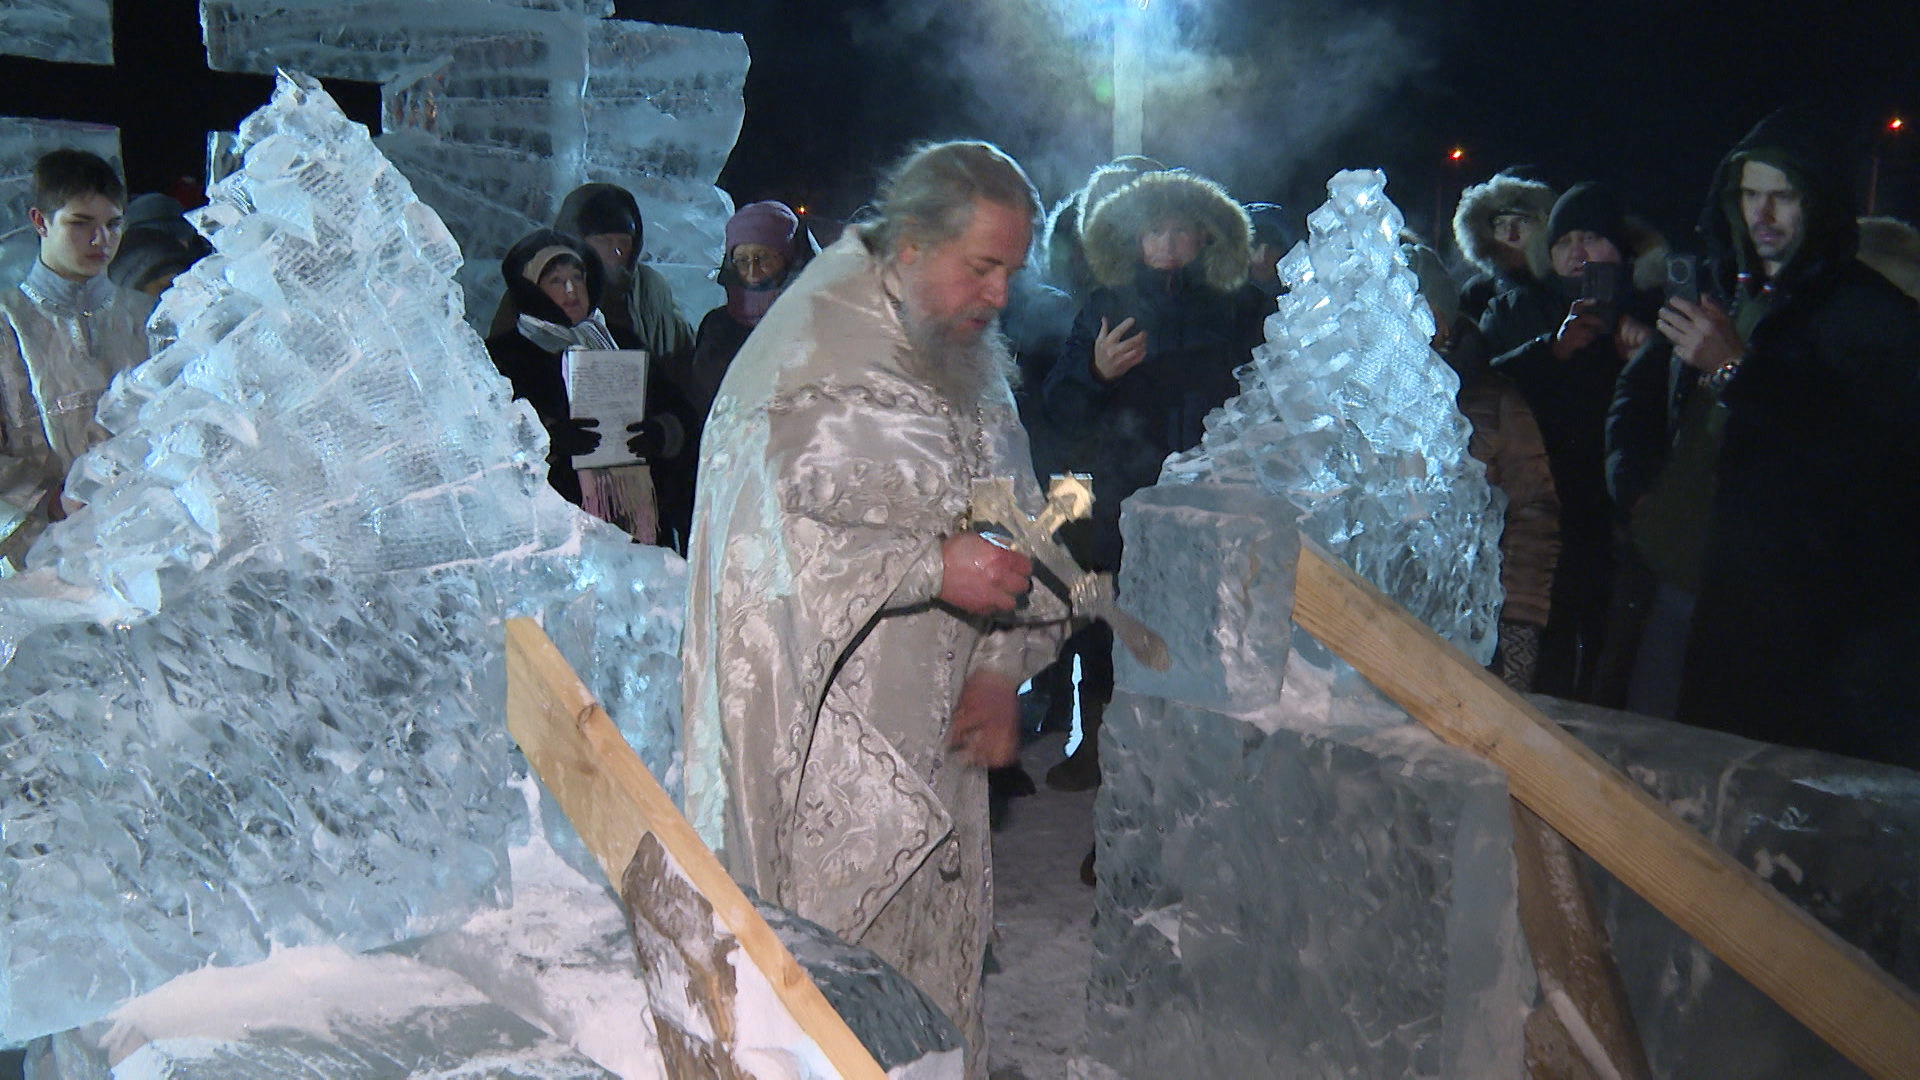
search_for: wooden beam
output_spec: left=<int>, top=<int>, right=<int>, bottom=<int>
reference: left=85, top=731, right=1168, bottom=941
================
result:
left=504, top=617, right=887, bottom=1080
left=1290, top=537, right=1920, bottom=1080
left=1511, top=800, right=1650, bottom=1080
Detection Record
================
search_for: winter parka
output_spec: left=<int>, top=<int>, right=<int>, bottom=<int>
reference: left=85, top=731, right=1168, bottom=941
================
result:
left=1677, top=108, right=1920, bottom=769
left=1041, top=170, right=1269, bottom=569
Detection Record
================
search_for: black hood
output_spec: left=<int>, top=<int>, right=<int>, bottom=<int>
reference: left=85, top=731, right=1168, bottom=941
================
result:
left=1702, top=106, right=1860, bottom=297
left=500, top=228, right=605, bottom=326
left=554, top=183, right=643, bottom=266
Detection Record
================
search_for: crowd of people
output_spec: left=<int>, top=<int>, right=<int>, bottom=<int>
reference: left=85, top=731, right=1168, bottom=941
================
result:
left=2, top=106, right=1916, bottom=1078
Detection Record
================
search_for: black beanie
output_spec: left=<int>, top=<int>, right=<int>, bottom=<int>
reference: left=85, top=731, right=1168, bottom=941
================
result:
left=1546, top=182, right=1630, bottom=259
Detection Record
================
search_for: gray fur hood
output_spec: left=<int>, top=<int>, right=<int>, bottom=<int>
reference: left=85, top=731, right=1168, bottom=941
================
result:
left=1081, top=170, right=1252, bottom=292
left=1856, top=216, right=1920, bottom=302
left=1453, top=173, right=1556, bottom=277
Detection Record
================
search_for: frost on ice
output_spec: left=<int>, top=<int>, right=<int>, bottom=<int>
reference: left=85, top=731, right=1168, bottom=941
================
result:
left=0, top=73, right=685, bottom=1043
left=199, top=0, right=748, bottom=327
left=0, top=0, right=114, bottom=66
left=1089, top=173, right=1531, bottom=1078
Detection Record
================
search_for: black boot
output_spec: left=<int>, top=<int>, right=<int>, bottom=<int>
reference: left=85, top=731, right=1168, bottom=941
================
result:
left=1044, top=701, right=1102, bottom=792
left=988, top=765, right=1036, bottom=831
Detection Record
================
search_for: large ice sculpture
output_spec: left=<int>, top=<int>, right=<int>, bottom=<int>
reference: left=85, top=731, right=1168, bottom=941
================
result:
left=0, top=118, right=122, bottom=300
left=199, top=0, right=747, bottom=326
left=0, top=73, right=686, bottom=1043
left=1086, top=173, right=1538, bottom=1077
left=1164, top=168, right=1504, bottom=665
left=0, top=1, right=113, bottom=66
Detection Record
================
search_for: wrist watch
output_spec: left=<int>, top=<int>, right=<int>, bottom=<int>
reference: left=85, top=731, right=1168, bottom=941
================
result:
left=1706, top=355, right=1743, bottom=391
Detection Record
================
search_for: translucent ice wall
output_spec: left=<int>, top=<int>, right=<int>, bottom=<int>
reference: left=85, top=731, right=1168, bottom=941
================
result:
left=0, top=118, right=122, bottom=298
left=0, top=73, right=686, bottom=1043
left=1090, top=485, right=1533, bottom=1079
left=200, top=0, right=747, bottom=328
left=0, top=0, right=113, bottom=66
left=1165, top=168, right=1503, bottom=664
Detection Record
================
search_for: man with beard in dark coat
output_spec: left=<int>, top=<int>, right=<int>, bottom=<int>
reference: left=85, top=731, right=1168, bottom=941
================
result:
left=1656, top=107, right=1920, bottom=769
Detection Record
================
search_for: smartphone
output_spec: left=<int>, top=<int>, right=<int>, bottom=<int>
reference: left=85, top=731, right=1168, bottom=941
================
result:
left=1580, top=261, right=1625, bottom=332
left=1664, top=253, right=1701, bottom=305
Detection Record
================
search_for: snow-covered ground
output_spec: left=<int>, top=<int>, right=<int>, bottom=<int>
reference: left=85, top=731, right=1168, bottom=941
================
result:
left=985, top=732, right=1097, bottom=1080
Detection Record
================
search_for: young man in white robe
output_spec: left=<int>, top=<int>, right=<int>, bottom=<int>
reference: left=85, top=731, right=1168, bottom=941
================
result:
left=0, top=150, right=154, bottom=568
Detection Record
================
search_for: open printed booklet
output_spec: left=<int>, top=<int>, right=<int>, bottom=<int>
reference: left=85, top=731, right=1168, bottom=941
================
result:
left=562, top=348, right=650, bottom=470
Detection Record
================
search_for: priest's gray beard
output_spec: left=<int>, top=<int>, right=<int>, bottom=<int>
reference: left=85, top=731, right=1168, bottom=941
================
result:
left=897, top=309, right=1018, bottom=411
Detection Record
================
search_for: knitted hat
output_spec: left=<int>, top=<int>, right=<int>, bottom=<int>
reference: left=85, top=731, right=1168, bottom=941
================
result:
left=108, top=227, right=197, bottom=293
left=725, top=200, right=801, bottom=258
left=1547, top=182, right=1631, bottom=259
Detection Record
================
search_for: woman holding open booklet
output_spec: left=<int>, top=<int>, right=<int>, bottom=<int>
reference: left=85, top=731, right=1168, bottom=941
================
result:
left=485, top=228, right=694, bottom=546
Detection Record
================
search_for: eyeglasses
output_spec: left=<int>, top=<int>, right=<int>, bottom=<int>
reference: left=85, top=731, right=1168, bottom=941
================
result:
left=731, top=253, right=784, bottom=273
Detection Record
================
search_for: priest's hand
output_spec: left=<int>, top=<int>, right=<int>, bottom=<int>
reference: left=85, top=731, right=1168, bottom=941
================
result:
left=947, top=669, right=1021, bottom=768
left=939, top=532, right=1032, bottom=615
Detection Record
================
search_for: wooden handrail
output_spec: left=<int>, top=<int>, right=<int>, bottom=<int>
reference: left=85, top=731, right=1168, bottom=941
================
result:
left=504, top=617, right=887, bottom=1080
left=1291, top=536, right=1920, bottom=1080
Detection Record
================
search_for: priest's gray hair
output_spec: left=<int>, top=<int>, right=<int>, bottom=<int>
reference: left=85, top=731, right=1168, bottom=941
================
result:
left=862, top=141, right=1041, bottom=261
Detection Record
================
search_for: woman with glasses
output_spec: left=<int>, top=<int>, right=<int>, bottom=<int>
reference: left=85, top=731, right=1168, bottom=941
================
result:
left=682, top=201, right=815, bottom=423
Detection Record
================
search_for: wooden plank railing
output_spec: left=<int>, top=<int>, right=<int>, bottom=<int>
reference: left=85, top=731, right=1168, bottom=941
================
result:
left=504, top=617, right=887, bottom=1080
left=1292, top=536, right=1920, bottom=1080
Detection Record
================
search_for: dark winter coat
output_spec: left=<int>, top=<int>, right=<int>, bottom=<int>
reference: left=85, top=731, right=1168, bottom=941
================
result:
left=1481, top=276, right=1661, bottom=539
left=486, top=229, right=700, bottom=532
left=1001, top=271, right=1078, bottom=479
left=487, top=230, right=608, bottom=506
left=686, top=308, right=753, bottom=423
left=1042, top=171, right=1267, bottom=568
left=1677, top=107, right=1920, bottom=769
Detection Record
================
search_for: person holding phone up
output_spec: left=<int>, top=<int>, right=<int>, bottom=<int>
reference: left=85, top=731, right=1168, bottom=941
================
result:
left=1479, top=182, right=1663, bottom=704
left=1634, top=108, right=1920, bottom=769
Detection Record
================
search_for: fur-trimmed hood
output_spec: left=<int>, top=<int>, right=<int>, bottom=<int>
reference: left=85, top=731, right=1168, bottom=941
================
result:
left=1043, top=157, right=1164, bottom=293
left=1616, top=215, right=1673, bottom=293
left=1855, top=216, right=1920, bottom=302
left=1453, top=173, right=1556, bottom=277
left=1081, top=169, right=1252, bottom=292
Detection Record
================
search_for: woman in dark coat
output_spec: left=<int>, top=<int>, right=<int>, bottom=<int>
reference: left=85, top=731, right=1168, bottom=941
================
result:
left=485, top=228, right=695, bottom=546
left=1040, top=169, right=1269, bottom=792
left=683, top=200, right=813, bottom=423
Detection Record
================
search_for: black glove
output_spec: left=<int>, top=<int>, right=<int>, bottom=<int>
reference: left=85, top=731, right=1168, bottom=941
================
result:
left=551, top=416, right=602, bottom=458
left=626, top=414, right=686, bottom=462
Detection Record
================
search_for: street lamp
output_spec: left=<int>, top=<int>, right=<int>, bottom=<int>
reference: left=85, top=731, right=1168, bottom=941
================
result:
left=1435, top=146, right=1466, bottom=254
left=1868, top=116, right=1904, bottom=216
left=1112, top=0, right=1150, bottom=157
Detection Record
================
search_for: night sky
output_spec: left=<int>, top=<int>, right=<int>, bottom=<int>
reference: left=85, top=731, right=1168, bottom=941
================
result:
left=1, top=0, right=1914, bottom=259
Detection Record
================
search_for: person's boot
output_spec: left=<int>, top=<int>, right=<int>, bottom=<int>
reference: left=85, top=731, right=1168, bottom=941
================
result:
left=1044, top=738, right=1100, bottom=792
left=1044, top=696, right=1103, bottom=792
left=988, top=764, right=1037, bottom=832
